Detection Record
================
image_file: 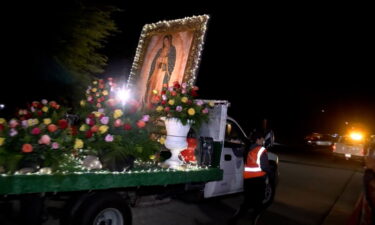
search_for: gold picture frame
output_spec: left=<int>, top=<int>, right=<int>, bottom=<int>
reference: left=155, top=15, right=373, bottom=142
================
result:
left=128, top=15, right=209, bottom=105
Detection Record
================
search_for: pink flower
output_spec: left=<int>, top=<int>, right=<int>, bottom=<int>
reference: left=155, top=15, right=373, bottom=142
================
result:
left=196, top=100, right=204, bottom=106
left=162, top=95, right=168, bottom=101
left=31, top=106, right=36, bottom=112
left=9, top=128, right=18, bottom=137
left=21, top=120, right=28, bottom=128
left=181, top=89, right=187, bottom=94
left=52, top=142, right=59, bottom=149
left=31, top=127, right=41, bottom=135
left=100, top=116, right=109, bottom=125
left=202, top=108, right=209, bottom=114
left=9, top=119, right=18, bottom=128
left=164, top=107, right=170, bottom=112
left=168, top=87, right=174, bottom=92
left=182, top=83, right=187, bottom=88
left=87, top=96, right=93, bottom=102
left=38, top=135, right=51, bottom=145
left=114, top=119, right=122, bottom=127
left=176, top=106, right=183, bottom=112
left=142, top=115, right=150, bottom=122
left=41, top=99, right=48, bottom=105
left=105, top=134, right=114, bottom=142
left=98, top=108, right=105, bottom=113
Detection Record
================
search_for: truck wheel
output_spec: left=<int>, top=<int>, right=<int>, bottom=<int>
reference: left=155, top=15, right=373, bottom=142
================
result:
left=263, top=163, right=278, bottom=207
left=262, top=181, right=275, bottom=207
left=73, top=193, right=132, bottom=225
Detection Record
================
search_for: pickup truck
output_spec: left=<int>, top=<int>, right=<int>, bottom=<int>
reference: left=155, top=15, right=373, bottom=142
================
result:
left=0, top=100, right=278, bottom=225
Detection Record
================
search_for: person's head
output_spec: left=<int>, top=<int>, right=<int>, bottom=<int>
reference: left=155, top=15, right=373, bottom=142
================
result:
left=251, top=131, right=265, bottom=146
left=163, top=35, right=172, bottom=48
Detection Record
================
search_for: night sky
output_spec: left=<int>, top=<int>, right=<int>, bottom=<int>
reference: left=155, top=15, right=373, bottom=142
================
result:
left=1, top=2, right=373, bottom=143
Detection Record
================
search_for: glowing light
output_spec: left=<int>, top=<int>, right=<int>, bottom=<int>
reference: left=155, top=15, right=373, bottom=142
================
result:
left=350, top=132, right=363, bottom=141
left=116, top=87, right=130, bottom=105
left=0, top=104, right=4, bottom=109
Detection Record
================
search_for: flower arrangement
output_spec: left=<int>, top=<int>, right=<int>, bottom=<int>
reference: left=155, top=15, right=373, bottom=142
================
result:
left=150, top=81, right=214, bottom=129
left=0, top=100, right=77, bottom=173
left=76, top=78, right=161, bottom=170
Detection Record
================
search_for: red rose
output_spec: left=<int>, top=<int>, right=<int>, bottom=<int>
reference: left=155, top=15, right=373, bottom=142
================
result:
left=86, top=130, right=93, bottom=138
left=161, top=100, right=167, bottom=105
left=88, top=114, right=95, bottom=119
left=22, top=144, right=33, bottom=153
left=49, top=101, right=57, bottom=108
left=31, top=127, right=41, bottom=135
left=37, top=111, right=43, bottom=116
left=99, top=84, right=105, bottom=89
left=163, top=83, right=168, bottom=88
left=191, top=90, right=198, bottom=97
left=0, top=124, right=4, bottom=131
left=173, top=81, right=180, bottom=88
left=164, top=107, right=170, bottom=112
left=88, top=118, right=95, bottom=126
left=32, top=101, right=39, bottom=108
left=91, top=125, right=99, bottom=133
left=187, top=100, right=193, bottom=105
left=161, top=90, right=166, bottom=95
left=58, top=119, right=68, bottom=129
left=47, top=124, right=58, bottom=133
left=171, top=91, right=177, bottom=96
left=137, top=120, right=146, bottom=128
left=124, top=124, right=132, bottom=131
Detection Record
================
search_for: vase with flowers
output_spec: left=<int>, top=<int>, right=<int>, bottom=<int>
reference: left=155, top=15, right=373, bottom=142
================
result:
left=151, top=81, right=214, bottom=168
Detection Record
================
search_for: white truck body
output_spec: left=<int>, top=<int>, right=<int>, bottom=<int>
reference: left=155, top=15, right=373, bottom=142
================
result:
left=199, top=100, right=278, bottom=199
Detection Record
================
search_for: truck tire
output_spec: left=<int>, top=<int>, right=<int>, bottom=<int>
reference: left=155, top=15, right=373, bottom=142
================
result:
left=72, top=193, right=132, bottom=225
left=263, top=162, right=278, bottom=207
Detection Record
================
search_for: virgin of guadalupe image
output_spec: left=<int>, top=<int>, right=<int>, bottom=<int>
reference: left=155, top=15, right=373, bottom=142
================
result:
left=145, top=34, right=176, bottom=104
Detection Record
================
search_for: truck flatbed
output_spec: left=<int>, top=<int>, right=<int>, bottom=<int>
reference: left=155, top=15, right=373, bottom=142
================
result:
left=0, top=167, right=223, bottom=195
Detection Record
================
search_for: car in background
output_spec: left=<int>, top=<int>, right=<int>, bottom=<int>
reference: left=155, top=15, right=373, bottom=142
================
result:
left=332, top=132, right=367, bottom=160
left=305, top=133, right=338, bottom=148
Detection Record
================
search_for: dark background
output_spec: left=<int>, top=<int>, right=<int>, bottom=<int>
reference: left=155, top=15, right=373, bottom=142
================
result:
left=1, top=1, right=373, bottom=143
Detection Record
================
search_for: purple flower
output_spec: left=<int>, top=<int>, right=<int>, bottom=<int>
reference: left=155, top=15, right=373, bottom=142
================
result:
left=9, top=128, right=18, bottom=137
left=142, top=115, right=150, bottom=122
left=105, top=134, right=114, bottom=142
left=52, top=142, right=59, bottom=149
left=41, top=99, right=48, bottom=105
left=85, top=118, right=91, bottom=125
left=100, top=116, right=109, bottom=125
left=162, top=95, right=167, bottom=101
left=196, top=100, right=204, bottom=106
left=168, top=87, right=174, bottom=92
left=202, top=108, right=209, bottom=114
left=21, top=120, right=28, bottom=128
left=176, top=106, right=183, bottom=112
left=31, top=106, right=36, bottom=112
left=98, top=108, right=105, bottom=113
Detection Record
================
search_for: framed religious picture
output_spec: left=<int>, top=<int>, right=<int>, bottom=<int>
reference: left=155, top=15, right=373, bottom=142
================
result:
left=128, top=15, right=209, bottom=106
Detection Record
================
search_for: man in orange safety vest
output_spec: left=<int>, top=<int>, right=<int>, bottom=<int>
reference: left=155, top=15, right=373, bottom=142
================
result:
left=229, top=131, right=271, bottom=225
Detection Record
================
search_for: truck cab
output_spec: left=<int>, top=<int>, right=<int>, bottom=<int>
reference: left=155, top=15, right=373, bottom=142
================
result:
left=198, top=101, right=278, bottom=205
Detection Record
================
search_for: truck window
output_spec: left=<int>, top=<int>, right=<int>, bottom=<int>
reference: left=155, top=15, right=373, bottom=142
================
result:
left=225, top=120, right=247, bottom=148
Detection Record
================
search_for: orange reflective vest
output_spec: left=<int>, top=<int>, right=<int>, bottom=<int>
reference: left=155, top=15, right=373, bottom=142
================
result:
left=243, top=146, right=267, bottom=179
